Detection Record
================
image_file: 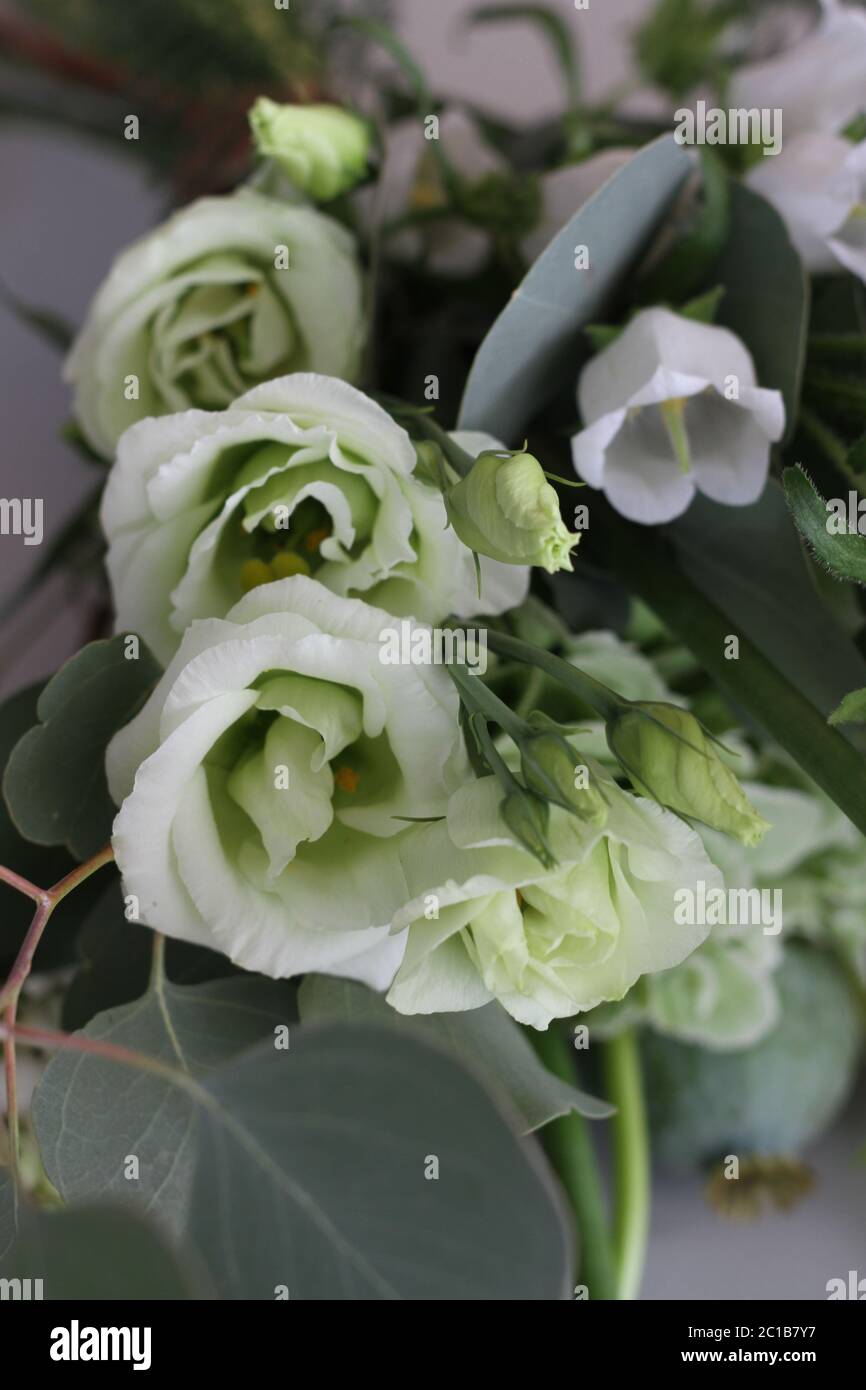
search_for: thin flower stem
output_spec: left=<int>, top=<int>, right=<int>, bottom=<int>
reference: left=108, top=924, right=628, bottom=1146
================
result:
left=603, top=1029, right=651, bottom=1301
left=4, top=997, right=19, bottom=1188
left=0, top=845, right=115, bottom=1013
left=0, top=865, right=46, bottom=904
left=531, top=1026, right=617, bottom=1300
left=0, top=843, right=115, bottom=1181
left=515, top=665, right=546, bottom=721
left=808, top=333, right=866, bottom=361
left=448, top=662, right=527, bottom=741
left=0, top=1019, right=186, bottom=1088
left=484, top=629, right=622, bottom=719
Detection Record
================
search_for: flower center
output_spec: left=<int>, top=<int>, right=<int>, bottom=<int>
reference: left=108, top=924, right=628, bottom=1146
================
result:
left=238, top=496, right=334, bottom=591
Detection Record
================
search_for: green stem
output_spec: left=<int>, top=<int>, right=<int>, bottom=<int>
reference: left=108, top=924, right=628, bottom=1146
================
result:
left=532, top=1026, right=616, bottom=1300
left=484, top=629, right=622, bottom=719
left=603, top=1030, right=650, bottom=1301
left=808, top=333, right=866, bottom=361
left=375, top=394, right=478, bottom=478
left=515, top=665, right=546, bottom=721
left=448, top=662, right=527, bottom=740
left=0, top=845, right=115, bottom=1184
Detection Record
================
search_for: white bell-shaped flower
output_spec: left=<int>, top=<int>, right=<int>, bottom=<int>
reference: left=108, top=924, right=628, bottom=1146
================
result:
left=571, top=308, right=785, bottom=525
left=748, top=133, right=866, bottom=282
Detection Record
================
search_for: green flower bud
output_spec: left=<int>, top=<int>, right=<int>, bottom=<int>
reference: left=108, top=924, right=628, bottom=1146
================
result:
left=445, top=449, right=578, bottom=572
left=520, top=731, right=608, bottom=825
left=606, top=701, right=770, bottom=847
left=249, top=98, right=372, bottom=201
left=501, top=789, right=557, bottom=870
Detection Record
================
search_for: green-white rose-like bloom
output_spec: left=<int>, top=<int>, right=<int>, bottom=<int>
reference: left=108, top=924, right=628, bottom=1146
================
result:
left=387, top=769, right=720, bottom=1029
left=65, top=190, right=365, bottom=457
left=101, top=374, right=528, bottom=663
left=106, top=577, right=469, bottom=986
left=593, top=776, right=862, bottom=1051
left=249, top=98, right=372, bottom=201
left=705, top=780, right=866, bottom=986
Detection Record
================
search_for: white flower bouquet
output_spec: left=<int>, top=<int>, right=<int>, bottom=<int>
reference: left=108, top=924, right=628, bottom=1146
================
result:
left=1, top=0, right=865, bottom=1306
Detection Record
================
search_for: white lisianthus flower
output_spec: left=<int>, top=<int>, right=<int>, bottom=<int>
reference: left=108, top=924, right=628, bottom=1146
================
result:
left=106, top=577, right=469, bottom=986
left=728, top=0, right=866, bottom=139
left=747, top=134, right=866, bottom=282
left=101, top=374, right=528, bottom=663
left=65, top=190, right=365, bottom=457
left=571, top=308, right=785, bottom=525
left=387, top=770, right=720, bottom=1029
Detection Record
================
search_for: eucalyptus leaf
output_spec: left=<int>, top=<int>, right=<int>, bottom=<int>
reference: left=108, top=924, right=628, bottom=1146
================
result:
left=0, top=1203, right=205, bottom=1300
left=62, top=883, right=236, bottom=1032
left=33, top=974, right=295, bottom=1235
left=0, top=684, right=102, bottom=972
left=708, top=182, right=808, bottom=440
left=3, top=635, right=161, bottom=860
left=667, top=482, right=866, bottom=716
left=189, top=1022, right=572, bottom=1300
left=297, top=975, right=612, bottom=1129
left=637, top=148, right=730, bottom=304
left=783, top=464, right=866, bottom=586
left=458, top=134, right=696, bottom=440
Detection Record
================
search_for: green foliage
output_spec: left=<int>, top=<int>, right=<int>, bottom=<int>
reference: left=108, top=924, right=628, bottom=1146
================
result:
left=783, top=464, right=866, bottom=586
left=34, top=973, right=296, bottom=1232
left=638, top=150, right=731, bottom=305
left=708, top=183, right=808, bottom=438
left=643, top=944, right=862, bottom=1170
left=634, top=0, right=751, bottom=97
left=3, top=635, right=161, bottom=860
left=1, top=1202, right=206, bottom=1299
left=829, top=687, right=866, bottom=728
left=62, top=884, right=234, bottom=1031
left=458, top=134, right=695, bottom=439
left=0, top=684, right=103, bottom=970
left=189, top=1023, right=571, bottom=1299
left=298, top=975, right=611, bottom=1129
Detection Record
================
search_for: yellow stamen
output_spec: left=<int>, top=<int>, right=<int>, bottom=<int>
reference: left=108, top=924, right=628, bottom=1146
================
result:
left=334, top=766, right=360, bottom=794
left=239, top=558, right=273, bottom=592
left=271, top=550, right=311, bottom=579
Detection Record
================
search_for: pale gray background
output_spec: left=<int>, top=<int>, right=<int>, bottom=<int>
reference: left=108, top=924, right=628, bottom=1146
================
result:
left=0, top=0, right=863, bottom=1300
